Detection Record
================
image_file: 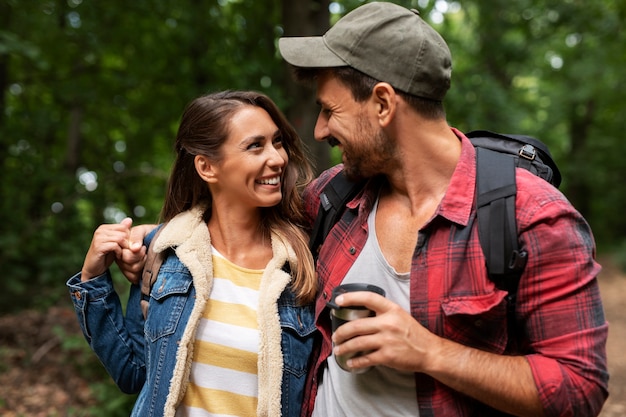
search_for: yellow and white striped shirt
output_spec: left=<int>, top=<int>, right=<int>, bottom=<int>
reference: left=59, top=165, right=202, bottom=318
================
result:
left=177, top=248, right=263, bottom=417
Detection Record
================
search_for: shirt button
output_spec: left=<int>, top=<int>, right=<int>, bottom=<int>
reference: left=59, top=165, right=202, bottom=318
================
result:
left=349, top=247, right=356, bottom=255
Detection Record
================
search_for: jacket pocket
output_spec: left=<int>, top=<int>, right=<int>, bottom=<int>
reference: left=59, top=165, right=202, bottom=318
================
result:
left=144, top=267, right=193, bottom=343
left=279, top=292, right=317, bottom=377
left=441, top=290, right=509, bottom=354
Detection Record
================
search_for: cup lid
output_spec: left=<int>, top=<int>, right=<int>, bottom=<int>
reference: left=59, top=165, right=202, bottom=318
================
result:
left=326, top=283, right=386, bottom=310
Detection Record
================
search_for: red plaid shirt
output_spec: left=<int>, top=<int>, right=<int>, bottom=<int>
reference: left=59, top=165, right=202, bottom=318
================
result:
left=300, top=129, right=608, bottom=417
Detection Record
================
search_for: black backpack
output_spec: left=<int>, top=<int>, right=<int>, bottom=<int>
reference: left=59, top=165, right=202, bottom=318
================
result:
left=308, top=130, right=561, bottom=343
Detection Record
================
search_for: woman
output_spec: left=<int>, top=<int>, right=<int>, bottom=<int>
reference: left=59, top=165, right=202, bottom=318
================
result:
left=67, top=91, right=318, bottom=417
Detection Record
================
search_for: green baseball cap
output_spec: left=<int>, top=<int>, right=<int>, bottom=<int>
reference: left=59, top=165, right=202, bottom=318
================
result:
left=278, top=2, right=452, bottom=101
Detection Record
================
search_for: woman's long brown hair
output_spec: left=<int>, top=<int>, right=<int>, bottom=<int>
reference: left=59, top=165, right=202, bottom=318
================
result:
left=160, top=91, right=316, bottom=303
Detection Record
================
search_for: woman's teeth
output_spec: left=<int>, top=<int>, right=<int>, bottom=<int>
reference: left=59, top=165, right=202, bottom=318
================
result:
left=257, top=177, right=280, bottom=185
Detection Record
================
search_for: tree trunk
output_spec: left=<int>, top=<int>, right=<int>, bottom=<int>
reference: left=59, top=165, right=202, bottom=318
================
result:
left=64, top=105, right=83, bottom=173
left=566, top=99, right=595, bottom=219
left=280, top=0, right=331, bottom=174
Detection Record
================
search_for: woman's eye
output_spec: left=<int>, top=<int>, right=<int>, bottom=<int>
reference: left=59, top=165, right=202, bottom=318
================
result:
left=273, top=136, right=284, bottom=147
left=247, top=142, right=261, bottom=150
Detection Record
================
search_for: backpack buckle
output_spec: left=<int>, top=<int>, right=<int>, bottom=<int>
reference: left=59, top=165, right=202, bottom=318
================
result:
left=519, top=144, right=536, bottom=161
left=508, top=249, right=528, bottom=271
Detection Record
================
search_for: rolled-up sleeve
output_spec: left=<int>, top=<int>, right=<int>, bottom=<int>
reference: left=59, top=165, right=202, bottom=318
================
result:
left=516, top=170, right=608, bottom=416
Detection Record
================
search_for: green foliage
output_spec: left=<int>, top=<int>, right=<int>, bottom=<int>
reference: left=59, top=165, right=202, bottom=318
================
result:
left=80, top=381, right=137, bottom=417
left=0, top=0, right=285, bottom=313
left=610, top=240, right=626, bottom=273
left=54, top=324, right=136, bottom=415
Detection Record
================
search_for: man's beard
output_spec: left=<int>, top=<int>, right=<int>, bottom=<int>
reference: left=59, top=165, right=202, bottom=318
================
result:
left=342, top=114, right=396, bottom=181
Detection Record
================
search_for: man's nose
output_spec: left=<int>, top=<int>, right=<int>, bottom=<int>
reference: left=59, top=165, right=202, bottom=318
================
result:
left=313, top=113, right=329, bottom=142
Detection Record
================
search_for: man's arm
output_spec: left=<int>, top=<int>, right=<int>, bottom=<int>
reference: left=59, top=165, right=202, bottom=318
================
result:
left=331, top=292, right=545, bottom=417
left=426, top=334, right=543, bottom=416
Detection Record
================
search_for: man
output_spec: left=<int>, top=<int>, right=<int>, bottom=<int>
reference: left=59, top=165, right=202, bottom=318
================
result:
left=121, top=3, right=608, bottom=416
left=276, top=2, right=608, bottom=417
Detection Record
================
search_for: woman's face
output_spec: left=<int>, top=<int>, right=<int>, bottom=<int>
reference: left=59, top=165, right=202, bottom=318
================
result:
left=202, top=105, right=288, bottom=210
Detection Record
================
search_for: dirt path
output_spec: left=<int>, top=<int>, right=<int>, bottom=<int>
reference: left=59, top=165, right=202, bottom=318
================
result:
left=598, top=261, right=626, bottom=417
left=0, top=262, right=624, bottom=416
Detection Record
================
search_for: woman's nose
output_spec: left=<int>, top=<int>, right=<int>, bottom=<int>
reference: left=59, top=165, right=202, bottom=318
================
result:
left=267, top=146, right=287, bottom=167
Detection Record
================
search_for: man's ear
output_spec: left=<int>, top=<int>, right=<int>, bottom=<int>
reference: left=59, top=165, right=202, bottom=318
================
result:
left=194, top=155, right=217, bottom=183
left=372, top=82, right=396, bottom=127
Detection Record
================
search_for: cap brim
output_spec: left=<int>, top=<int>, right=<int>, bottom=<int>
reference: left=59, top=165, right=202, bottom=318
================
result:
left=278, top=37, right=348, bottom=68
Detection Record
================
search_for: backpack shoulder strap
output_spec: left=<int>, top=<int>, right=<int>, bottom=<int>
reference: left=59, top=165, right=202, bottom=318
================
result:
left=475, top=147, right=527, bottom=348
left=475, top=147, right=527, bottom=290
left=309, top=171, right=363, bottom=260
left=140, top=224, right=166, bottom=320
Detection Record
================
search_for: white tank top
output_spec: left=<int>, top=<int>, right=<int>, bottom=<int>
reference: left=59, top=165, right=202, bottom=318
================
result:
left=312, top=198, right=420, bottom=417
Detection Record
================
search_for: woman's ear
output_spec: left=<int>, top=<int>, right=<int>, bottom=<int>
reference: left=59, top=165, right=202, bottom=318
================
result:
left=194, top=155, right=217, bottom=183
left=372, top=82, right=396, bottom=127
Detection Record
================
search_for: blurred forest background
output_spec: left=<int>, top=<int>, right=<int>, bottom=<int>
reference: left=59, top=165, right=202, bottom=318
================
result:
left=1, top=0, right=625, bottom=415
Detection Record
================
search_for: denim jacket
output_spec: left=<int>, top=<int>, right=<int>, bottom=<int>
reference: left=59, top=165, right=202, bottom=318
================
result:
left=67, top=206, right=317, bottom=417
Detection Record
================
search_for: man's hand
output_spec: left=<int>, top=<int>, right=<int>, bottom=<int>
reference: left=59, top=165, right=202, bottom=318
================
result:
left=114, top=223, right=157, bottom=284
left=330, top=291, right=437, bottom=373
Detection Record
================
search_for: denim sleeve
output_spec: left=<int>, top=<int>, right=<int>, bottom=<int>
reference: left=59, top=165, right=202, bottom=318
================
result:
left=67, top=271, right=146, bottom=394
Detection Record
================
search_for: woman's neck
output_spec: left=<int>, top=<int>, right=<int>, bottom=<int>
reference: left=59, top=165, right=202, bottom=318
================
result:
left=207, top=208, right=273, bottom=269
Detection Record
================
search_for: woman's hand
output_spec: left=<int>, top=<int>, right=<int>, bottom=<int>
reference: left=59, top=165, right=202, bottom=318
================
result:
left=114, top=223, right=157, bottom=284
left=80, top=218, right=135, bottom=281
